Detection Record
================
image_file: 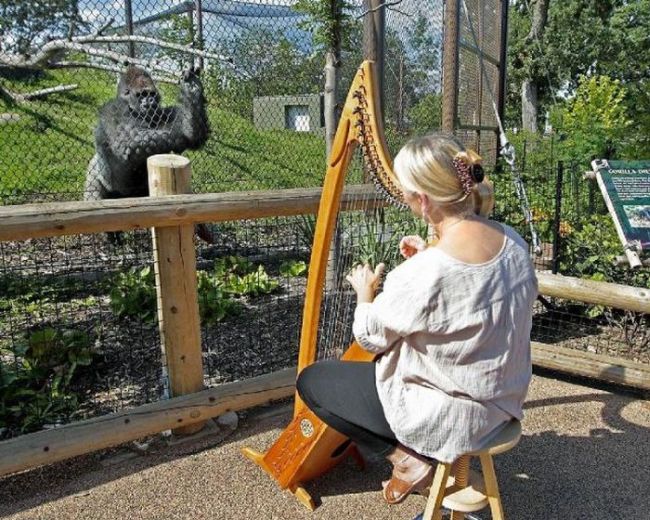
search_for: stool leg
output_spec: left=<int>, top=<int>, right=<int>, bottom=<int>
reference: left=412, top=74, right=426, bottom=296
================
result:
left=479, top=453, right=506, bottom=520
left=423, top=463, right=452, bottom=520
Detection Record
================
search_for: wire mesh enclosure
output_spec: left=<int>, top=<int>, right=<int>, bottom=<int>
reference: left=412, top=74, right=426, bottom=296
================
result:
left=0, top=0, right=445, bottom=204
left=442, top=0, right=507, bottom=164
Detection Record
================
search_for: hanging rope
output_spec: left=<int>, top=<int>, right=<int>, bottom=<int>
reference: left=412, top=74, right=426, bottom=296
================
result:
left=459, top=0, right=543, bottom=255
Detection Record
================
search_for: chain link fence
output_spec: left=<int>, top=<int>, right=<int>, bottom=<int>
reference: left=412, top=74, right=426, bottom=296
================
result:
left=0, top=0, right=445, bottom=204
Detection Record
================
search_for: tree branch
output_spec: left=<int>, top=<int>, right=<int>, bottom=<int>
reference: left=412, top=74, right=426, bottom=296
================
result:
left=0, top=34, right=231, bottom=70
left=49, top=62, right=178, bottom=84
left=357, top=0, right=408, bottom=18
left=0, top=84, right=78, bottom=103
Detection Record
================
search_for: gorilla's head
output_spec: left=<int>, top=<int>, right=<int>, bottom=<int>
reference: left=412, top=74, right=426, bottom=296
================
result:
left=118, top=66, right=161, bottom=116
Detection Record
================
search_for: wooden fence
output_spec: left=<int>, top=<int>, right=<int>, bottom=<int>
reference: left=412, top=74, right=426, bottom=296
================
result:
left=0, top=154, right=648, bottom=478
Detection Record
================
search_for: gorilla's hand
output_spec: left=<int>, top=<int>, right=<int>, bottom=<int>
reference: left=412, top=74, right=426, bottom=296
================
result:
left=181, top=68, right=203, bottom=94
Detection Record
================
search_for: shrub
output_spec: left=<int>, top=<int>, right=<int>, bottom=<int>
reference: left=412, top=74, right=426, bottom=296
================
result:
left=558, top=212, right=649, bottom=321
left=0, top=327, right=94, bottom=437
left=109, top=266, right=157, bottom=323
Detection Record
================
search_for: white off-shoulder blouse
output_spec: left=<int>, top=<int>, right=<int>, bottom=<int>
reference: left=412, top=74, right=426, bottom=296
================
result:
left=352, top=224, right=538, bottom=463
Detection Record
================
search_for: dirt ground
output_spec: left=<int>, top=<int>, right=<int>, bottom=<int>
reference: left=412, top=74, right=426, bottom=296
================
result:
left=0, top=371, right=648, bottom=520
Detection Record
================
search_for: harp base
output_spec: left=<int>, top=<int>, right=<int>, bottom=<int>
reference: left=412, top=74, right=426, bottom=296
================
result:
left=241, top=447, right=318, bottom=510
left=241, top=406, right=366, bottom=511
left=241, top=343, right=374, bottom=510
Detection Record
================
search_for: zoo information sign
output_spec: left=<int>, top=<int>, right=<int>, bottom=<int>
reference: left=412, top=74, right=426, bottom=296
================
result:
left=592, top=159, right=650, bottom=267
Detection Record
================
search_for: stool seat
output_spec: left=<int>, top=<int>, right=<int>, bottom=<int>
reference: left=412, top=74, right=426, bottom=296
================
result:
left=421, top=419, right=523, bottom=520
left=470, top=419, right=522, bottom=456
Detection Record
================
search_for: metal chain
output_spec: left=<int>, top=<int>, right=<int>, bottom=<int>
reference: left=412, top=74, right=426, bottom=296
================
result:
left=459, top=0, right=542, bottom=255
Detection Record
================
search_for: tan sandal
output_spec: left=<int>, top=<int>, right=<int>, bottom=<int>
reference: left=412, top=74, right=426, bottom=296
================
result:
left=381, top=464, right=434, bottom=505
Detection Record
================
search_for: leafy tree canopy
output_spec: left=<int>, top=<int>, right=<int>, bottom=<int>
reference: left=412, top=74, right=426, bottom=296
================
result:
left=0, top=0, right=84, bottom=55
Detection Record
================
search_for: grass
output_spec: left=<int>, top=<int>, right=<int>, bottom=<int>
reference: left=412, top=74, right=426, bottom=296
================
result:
left=0, top=68, right=329, bottom=202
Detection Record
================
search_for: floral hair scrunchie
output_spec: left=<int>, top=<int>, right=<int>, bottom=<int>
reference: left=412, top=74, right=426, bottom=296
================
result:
left=452, top=150, right=484, bottom=195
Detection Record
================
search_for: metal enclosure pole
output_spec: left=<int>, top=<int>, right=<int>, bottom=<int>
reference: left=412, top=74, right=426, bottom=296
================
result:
left=552, top=161, right=564, bottom=274
left=442, top=0, right=460, bottom=134
left=363, top=0, right=385, bottom=118
left=196, top=0, right=204, bottom=70
left=497, top=0, right=509, bottom=155
left=187, top=6, right=195, bottom=69
left=125, top=0, right=135, bottom=58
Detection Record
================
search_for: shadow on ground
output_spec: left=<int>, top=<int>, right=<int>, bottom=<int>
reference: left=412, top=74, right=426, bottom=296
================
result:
left=0, top=375, right=648, bottom=520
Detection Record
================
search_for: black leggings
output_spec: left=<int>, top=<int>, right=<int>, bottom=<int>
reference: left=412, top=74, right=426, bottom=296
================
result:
left=296, top=360, right=398, bottom=457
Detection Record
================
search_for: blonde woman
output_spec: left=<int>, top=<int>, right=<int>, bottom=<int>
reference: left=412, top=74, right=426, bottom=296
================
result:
left=296, top=133, right=538, bottom=505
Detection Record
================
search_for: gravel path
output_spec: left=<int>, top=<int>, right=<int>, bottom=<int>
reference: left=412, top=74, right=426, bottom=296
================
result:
left=0, top=373, right=648, bottom=520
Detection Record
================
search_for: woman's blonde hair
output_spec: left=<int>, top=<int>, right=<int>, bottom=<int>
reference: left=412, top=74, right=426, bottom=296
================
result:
left=393, top=133, right=493, bottom=215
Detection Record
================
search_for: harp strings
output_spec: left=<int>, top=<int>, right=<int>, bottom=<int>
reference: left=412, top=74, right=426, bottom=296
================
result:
left=317, top=82, right=401, bottom=361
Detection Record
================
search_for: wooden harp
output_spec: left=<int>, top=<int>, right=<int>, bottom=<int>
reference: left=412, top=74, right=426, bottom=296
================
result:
left=241, top=61, right=493, bottom=510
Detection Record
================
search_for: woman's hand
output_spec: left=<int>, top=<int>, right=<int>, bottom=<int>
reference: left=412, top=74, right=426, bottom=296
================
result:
left=346, top=263, right=385, bottom=303
left=399, top=235, right=427, bottom=259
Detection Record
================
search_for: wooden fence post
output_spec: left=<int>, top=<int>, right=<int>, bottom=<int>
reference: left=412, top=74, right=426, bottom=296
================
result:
left=148, top=154, right=205, bottom=435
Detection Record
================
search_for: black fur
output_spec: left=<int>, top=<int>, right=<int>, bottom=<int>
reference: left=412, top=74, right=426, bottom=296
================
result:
left=84, top=66, right=209, bottom=200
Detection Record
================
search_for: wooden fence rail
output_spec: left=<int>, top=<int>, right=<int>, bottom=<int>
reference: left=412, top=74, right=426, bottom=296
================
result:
left=0, top=368, right=296, bottom=478
left=0, top=185, right=384, bottom=242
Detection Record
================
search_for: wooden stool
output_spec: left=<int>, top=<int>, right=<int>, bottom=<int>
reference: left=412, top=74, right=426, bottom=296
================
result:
left=421, top=419, right=522, bottom=520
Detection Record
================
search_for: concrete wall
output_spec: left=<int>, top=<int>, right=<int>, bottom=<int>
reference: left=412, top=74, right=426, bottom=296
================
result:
left=253, top=94, right=324, bottom=134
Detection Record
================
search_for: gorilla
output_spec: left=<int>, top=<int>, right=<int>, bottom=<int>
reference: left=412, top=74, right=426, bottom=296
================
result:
left=84, top=65, right=212, bottom=240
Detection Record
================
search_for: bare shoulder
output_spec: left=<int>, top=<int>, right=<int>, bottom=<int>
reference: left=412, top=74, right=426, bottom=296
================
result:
left=438, top=217, right=506, bottom=265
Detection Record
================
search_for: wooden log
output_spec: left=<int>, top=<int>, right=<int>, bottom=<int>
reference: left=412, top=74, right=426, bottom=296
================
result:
left=536, top=271, right=650, bottom=314
left=0, top=368, right=296, bottom=479
left=0, top=185, right=385, bottom=242
left=148, top=154, right=204, bottom=435
left=532, top=342, right=650, bottom=391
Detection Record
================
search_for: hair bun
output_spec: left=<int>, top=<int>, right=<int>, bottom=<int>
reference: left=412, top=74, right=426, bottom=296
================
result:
left=470, top=164, right=484, bottom=183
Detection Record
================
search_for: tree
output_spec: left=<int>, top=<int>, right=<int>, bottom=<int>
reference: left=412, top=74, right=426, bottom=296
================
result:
left=207, top=29, right=322, bottom=118
left=602, top=0, right=650, bottom=155
left=507, top=0, right=624, bottom=131
left=555, top=75, right=632, bottom=161
left=156, top=15, right=194, bottom=71
left=0, top=0, right=84, bottom=55
left=294, top=1, right=354, bottom=156
left=508, top=0, right=549, bottom=131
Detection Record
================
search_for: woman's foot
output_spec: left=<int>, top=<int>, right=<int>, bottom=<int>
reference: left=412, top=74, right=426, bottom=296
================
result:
left=382, top=445, right=434, bottom=505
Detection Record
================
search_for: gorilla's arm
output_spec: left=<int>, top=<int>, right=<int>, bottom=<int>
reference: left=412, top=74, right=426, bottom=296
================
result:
left=172, top=70, right=210, bottom=150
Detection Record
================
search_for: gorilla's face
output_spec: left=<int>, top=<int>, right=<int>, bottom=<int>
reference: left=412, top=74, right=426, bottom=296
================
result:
left=130, top=88, right=160, bottom=113
left=118, top=66, right=161, bottom=117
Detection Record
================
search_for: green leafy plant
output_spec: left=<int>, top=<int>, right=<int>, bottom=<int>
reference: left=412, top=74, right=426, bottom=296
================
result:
left=353, top=211, right=428, bottom=270
left=214, top=255, right=254, bottom=277
left=109, top=266, right=157, bottom=323
left=228, top=265, right=280, bottom=296
left=553, top=75, right=632, bottom=162
left=1, top=327, right=94, bottom=437
left=558, top=213, right=650, bottom=318
left=196, top=271, right=241, bottom=324
left=296, top=215, right=316, bottom=250
left=108, top=258, right=280, bottom=325
left=279, top=260, right=308, bottom=277
left=197, top=257, right=280, bottom=324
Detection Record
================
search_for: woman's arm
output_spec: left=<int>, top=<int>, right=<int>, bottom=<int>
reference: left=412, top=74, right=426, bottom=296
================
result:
left=347, top=262, right=430, bottom=354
